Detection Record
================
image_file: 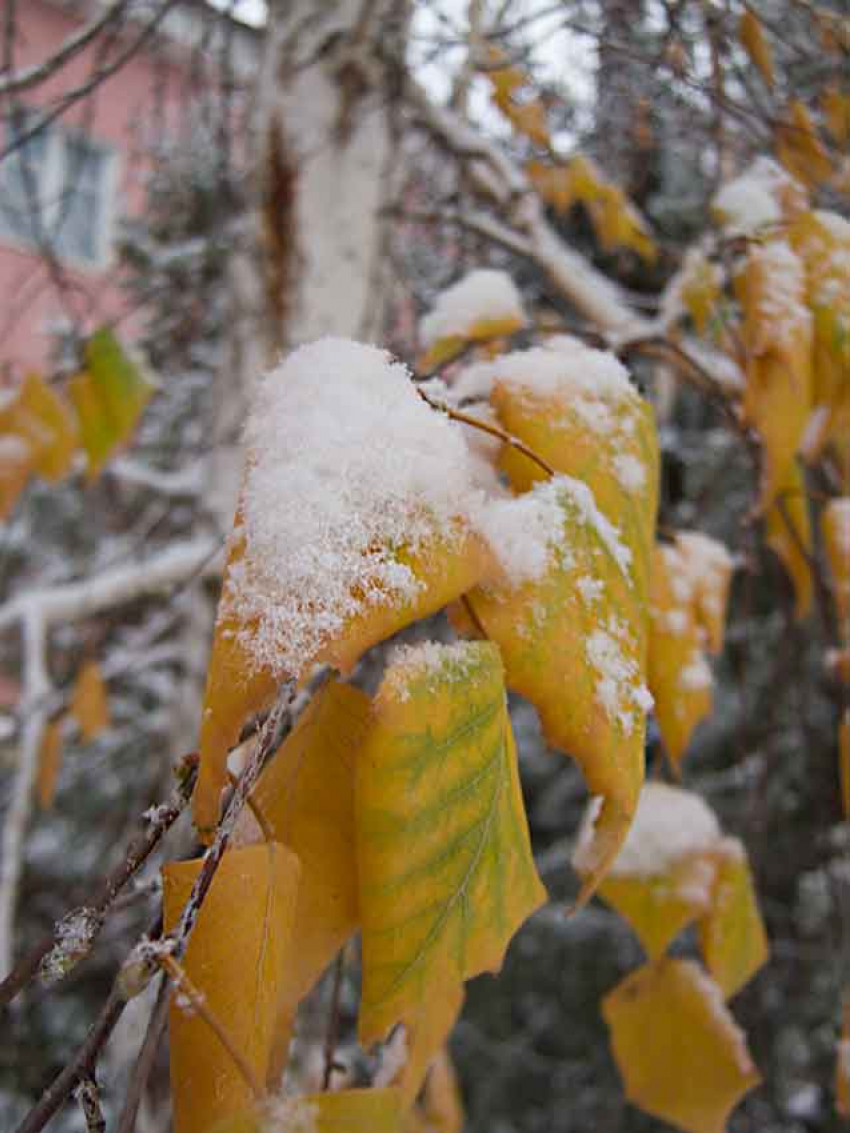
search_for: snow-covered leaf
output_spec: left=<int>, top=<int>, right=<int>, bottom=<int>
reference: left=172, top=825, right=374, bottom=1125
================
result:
left=603, top=958, right=760, bottom=1133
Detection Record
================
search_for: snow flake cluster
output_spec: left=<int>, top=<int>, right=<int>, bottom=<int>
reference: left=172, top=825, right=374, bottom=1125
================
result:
left=585, top=615, right=653, bottom=735
left=385, top=640, right=490, bottom=703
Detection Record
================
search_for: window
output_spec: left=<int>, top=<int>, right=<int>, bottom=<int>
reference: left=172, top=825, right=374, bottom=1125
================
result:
left=0, top=111, right=114, bottom=268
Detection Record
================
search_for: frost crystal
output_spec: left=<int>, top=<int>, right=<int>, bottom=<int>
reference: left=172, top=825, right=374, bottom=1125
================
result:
left=40, top=907, right=102, bottom=986
left=419, top=269, right=526, bottom=347
left=385, top=640, right=489, bottom=702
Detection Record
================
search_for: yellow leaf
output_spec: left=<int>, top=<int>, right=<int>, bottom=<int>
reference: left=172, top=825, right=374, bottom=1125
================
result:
left=739, top=10, right=775, bottom=88
left=568, top=154, right=604, bottom=202
left=464, top=478, right=650, bottom=901
left=822, top=497, right=850, bottom=639
left=69, top=327, right=154, bottom=475
left=408, top=1049, right=464, bottom=1133
left=648, top=544, right=713, bottom=769
left=37, top=718, right=64, bottom=809
left=699, top=839, right=768, bottom=1000
left=776, top=101, right=834, bottom=188
left=240, top=680, right=369, bottom=1025
left=603, top=957, right=760, bottom=1133
left=162, top=844, right=301, bottom=1133
left=490, top=351, right=659, bottom=609
left=0, top=432, right=33, bottom=520
left=764, top=459, right=813, bottom=619
left=823, top=86, right=850, bottom=145
left=71, top=660, right=110, bottom=741
left=417, top=315, right=525, bottom=373
left=680, top=252, right=722, bottom=337
left=483, top=49, right=550, bottom=147
left=840, top=711, right=850, bottom=821
left=193, top=522, right=489, bottom=834
left=526, top=160, right=574, bottom=213
left=740, top=239, right=812, bottom=510
left=674, top=532, right=734, bottom=655
left=0, top=372, right=78, bottom=483
left=357, top=641, right=546, bottom=1100
left=208, top=1089, right=404, bottom=1133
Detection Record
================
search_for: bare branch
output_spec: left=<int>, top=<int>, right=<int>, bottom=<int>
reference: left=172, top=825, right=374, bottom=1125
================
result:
left=0, top=0, right=133, bottom=97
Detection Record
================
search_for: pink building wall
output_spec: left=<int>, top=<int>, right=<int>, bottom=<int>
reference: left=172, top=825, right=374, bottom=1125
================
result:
left=0, top=0, right=252, bottom=381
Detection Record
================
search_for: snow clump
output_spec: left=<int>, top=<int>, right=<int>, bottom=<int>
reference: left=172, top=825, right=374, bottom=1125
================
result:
left=419, top=269, right=526, bottom=347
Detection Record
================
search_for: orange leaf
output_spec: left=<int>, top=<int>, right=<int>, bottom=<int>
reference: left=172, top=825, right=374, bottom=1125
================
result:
left=739, top=10, right=775, bottom=88
left=71, top=661, right=110, bottom=741
left=526, top=161, right=574, bottom=213
left=680, top=252, right=723, bottom=337
left=823, top=86, right=850, bottom=145
left=603, top=957, right=760, bottom=1133
left=699, top=839, right=768, bottom=1000
left=162, top=844, right=300, bottom=1133
left=0, top=372, right=78, bottom=482
left=357, top=641, right=545, bottom=1100
left=238, top=680, right=369, bottom=1024
left=37, top=718, right=64, bottom=809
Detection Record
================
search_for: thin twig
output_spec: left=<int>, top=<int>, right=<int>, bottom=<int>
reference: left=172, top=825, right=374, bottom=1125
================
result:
left=159, top=952, right=263, bottom=1100
left=418, top=388, right=554, bottom=477
left=15, top=988, right=125, bottom=1133
left=74, top=1078, right=105, bottom=1133
left=115, top=974, right=171, bottom=1133
left=0, top=761, right=195, bottom=1010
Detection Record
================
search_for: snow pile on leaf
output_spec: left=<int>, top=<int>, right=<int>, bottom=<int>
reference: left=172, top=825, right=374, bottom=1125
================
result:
left=712, top=156, right=804, bottom=236
left=574, top=783, right=721, bottom=878
left=419, top=269, right=526, bottom=348
left=228, top=339, right=484, bottom=676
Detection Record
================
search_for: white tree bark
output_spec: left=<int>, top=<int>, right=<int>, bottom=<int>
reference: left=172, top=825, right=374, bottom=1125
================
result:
left=252, top=0, right=409, bottom=354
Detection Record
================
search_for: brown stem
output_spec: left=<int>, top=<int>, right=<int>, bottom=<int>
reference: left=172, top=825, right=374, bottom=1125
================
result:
left=159, top=952, right=263, bottom=1101
left=418, top=389, right=555, bottom=477
left=115, top=974, right=170, bottom=1133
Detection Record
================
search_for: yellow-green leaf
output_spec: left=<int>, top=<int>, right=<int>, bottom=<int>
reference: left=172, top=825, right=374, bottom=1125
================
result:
left=357, top=641, right=546, bottom=1100
left=699, top=839, right=768, bottom=1000
left=163, top=844, right=301, bottom=1133
left=69, top=327, right=153, bottom=475
left=71, top=660, right=110, bottom=741
left=603, top=957, right=760, bottom=1133
left=240, top=680, right=369, bottom=1025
